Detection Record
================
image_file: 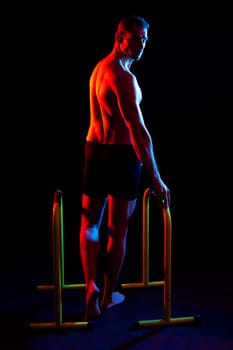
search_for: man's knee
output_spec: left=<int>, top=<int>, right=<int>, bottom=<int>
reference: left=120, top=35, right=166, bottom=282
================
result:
left=81, top=225, right=99, bottom=242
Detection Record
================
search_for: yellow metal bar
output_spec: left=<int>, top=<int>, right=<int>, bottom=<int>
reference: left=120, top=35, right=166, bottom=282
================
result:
left=122, top=188, right=164, bottom=289
left=30, top=190, right=89, bottom=330
left=38, top=188, right=164, bottom=291
left=163, top=206, right=172, bottom=321
left=29, top=321, right=91, bottom=330
left=36, top=284, right=86, bottom=291
left=29, top=314, right=90, bottom=330
left=60, top=190, right=65, bottom=288
left=32, top=188, right=200, bottom=330
left=121, top=281, right=164, bottom=289
left=143, top=187, right=150, bottom=284
left=53, top=190, right=63, bottom=326
left=132, top=190, right=200, bottom=329
left=36, top=189, right=85, bottom=291
left=134, top=315, right=200, bottom=329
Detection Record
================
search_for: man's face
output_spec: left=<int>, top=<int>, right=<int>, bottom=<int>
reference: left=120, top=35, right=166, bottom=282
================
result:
left=120, top=26, right=148, bottom=60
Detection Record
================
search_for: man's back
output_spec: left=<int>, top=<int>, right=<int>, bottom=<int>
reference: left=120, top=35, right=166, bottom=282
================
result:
left=86, top=52, right=141, bottom=145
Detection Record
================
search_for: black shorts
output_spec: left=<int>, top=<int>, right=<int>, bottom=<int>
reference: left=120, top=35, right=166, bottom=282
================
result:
left=82, top=141, right=142, bottom=200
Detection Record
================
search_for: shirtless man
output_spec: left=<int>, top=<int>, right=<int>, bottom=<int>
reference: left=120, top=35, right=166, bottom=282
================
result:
left=79, top=14, right=170, bottom=321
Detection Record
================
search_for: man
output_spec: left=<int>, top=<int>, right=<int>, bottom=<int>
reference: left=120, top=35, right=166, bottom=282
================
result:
left=79, top=14, right=170, bottom=321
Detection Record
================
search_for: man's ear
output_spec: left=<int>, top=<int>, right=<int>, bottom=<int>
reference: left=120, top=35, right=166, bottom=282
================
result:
left=115, top=31, right=123, bottom=42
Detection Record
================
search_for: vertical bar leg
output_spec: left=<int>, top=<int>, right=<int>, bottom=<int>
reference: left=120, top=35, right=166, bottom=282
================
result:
left=53, top=190, right=63, bottom=326
left=121, top=188, right=164, bottom=289
left=163, top=206, right=172, bottom=321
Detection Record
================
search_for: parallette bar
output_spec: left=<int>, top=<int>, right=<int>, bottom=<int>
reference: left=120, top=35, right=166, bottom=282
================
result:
left=29, top=190, right=90, bottom=330
left=131, top=189, right=201, bottom=330
left=133, top=315, right=201, bottom=329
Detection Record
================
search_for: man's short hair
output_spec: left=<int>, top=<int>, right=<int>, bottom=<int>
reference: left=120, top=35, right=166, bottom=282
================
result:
left=117, top=15, right=150, bottom=33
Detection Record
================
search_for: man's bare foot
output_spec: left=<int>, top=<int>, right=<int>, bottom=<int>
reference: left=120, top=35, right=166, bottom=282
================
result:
left=85, top=283, right=101, bottom=321
left=101, top=291, right=125, bottom=311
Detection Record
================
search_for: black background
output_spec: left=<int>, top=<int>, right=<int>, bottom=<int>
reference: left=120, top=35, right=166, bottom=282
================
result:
left=2, top=2, right=232, bottom=284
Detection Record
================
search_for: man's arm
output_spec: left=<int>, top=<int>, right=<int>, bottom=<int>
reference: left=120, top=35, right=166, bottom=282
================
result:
left=115, top=72, right=170, bottom=207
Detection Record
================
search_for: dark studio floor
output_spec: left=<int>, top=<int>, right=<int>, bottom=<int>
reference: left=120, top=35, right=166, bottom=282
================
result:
left=0, top=258, right=233, bottom=350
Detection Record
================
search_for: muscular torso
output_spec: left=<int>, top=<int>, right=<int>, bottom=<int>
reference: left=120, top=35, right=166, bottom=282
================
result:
left=86, top=51, right=142, bottom=145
